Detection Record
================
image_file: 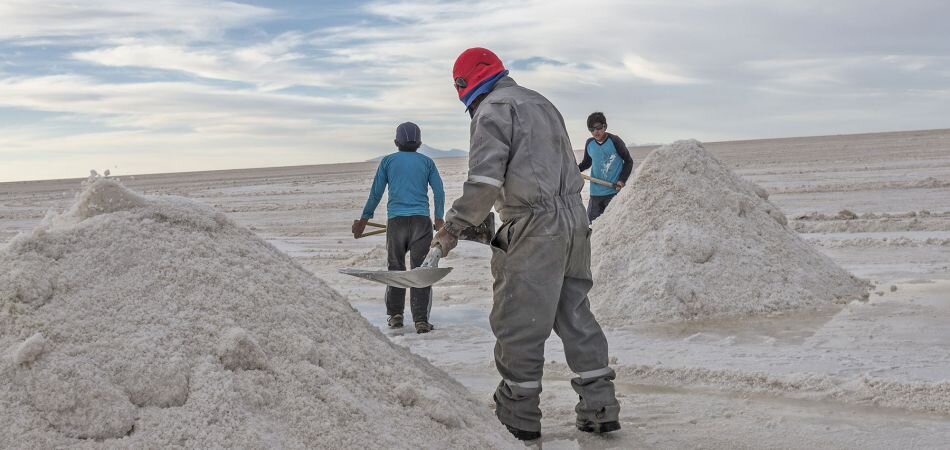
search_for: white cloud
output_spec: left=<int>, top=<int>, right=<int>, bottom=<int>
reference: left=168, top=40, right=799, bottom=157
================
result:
left=0, top=0, right=273, bottom=41
left=0, top=75, right=362, bottom=127
left=0, top=73, right=392, bottom=181
left=745, top=55, right=950, bottom=94
left=1, top=0, right=949, bottom=182
left=72, top=35, right=330, bottom=90
left=622, top=54, right=706, bottom=85
left=745, top=58, right=849, bottom=87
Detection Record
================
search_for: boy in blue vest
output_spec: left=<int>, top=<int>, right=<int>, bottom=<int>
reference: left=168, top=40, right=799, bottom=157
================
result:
left=352, top=122, right=445, bottom=334
left=577, top=112, right=634, bottom=222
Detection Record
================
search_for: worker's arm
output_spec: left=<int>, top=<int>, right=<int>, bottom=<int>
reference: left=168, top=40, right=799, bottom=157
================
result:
left=360, top=160, right=388, bottom=220
left=429, top=160, right=446, bottom=230
left=613, top=135, right=635, bottom=184
left=578, top=139, right=592, bottom=172
left=444, top=102, right=512, bottom=235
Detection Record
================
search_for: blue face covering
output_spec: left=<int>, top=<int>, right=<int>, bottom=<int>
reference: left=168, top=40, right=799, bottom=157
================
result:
left=461, top=70, right=509, bottom=111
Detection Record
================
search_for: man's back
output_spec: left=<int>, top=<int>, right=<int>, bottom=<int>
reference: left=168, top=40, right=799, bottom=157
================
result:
left=471, top=77, right=584, bottom=211
left=362, top=151, right=444, bottom=220
left=382, top=152, right=435, bottom=214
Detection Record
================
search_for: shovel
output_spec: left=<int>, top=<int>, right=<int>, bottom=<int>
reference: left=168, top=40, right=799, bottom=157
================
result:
left=338, top=214, right=495, bottom=288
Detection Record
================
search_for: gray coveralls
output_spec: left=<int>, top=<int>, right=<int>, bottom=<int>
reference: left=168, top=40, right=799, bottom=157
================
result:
left=444, top=76, right=620, bottom=432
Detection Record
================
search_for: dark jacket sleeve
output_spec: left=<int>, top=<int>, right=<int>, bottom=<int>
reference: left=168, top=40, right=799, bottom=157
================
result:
left=611, top=134, right=635, bottom=183
left=577, top=138, right=593, bottom=171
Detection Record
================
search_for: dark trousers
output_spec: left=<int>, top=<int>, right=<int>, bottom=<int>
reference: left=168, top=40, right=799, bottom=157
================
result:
left=587, top=195, right=615, bottom=223
left=385, top=215, right=434, bottom=323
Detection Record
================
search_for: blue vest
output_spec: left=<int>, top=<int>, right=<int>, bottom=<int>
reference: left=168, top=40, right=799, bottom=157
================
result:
left=586, top=138, right=623, bottom=197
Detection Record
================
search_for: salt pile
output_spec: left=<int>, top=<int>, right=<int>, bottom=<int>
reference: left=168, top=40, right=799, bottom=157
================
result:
left=0, top=176, right=516, bottom=449
left=589, top=140, right=869, bottom=324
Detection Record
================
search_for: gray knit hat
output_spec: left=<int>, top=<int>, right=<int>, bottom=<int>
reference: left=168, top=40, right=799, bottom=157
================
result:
left=394, top=122, right=421, bottom=151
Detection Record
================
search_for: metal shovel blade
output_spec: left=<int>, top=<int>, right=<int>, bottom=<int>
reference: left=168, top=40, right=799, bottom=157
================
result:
left=338, top=266, right=453, bottom=289
left=339, top=214, right=492, bottom=289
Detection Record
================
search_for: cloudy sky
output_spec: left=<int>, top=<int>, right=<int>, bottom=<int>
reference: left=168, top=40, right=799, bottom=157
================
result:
left=0, top=0, right=948, bottom=182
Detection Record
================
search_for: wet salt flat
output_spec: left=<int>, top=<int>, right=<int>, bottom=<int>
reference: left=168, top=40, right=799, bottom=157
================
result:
left=3, top=129, right=950, bottom=448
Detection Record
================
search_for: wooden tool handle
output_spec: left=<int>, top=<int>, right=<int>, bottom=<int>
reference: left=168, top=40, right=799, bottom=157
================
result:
left=357, top=228, right=387, bottom=238
left=366, top=221, right=387, bottom=229
left=580, top=173, right=617, bottom=188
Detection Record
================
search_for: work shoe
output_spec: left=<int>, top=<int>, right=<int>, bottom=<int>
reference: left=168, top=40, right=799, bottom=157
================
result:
left=387, top=314, right=403, bottom=328
left=504, top=424, right=541, bottom=442
left=576, top=419, right=621, bottom=434
left=414, top=321, right=434, bottom=334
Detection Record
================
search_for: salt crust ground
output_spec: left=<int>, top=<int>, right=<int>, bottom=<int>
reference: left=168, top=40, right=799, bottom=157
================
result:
left=0, top=176, right=517, bottom=449
left=590, top=140, right=870, bottom=324
left=539, top=360, right=950, bottom=417
left=1, top=130, right=949, bottom=448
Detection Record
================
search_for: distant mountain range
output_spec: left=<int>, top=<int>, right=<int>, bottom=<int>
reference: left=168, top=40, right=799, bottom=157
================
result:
left=369, top=144, right=468, bottom=161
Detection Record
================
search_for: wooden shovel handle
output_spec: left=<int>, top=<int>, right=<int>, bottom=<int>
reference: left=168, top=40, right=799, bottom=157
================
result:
left=580, top=173, right=617, bottom=188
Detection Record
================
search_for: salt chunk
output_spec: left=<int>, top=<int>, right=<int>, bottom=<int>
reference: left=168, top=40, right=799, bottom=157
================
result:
left=13, top=333, right=47, bottom=365
left=217, top=327, right=269, bottom=371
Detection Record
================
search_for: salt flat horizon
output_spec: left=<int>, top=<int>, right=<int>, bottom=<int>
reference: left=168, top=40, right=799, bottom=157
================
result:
left=4, top=127, right=948, bottom=186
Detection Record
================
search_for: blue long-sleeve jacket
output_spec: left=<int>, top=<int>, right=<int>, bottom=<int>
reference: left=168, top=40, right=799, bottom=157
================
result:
left=578, top=133, right=634, bottom=197
left=361, top=151, right=445, bottom=220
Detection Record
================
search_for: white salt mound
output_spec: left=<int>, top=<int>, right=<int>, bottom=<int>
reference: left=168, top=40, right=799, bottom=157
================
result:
left=590, top=140, right=869, bottom=325
left=0, top=177, right=516, bottom=449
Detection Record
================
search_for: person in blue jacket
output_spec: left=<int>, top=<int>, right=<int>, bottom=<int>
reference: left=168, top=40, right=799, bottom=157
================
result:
left=352, top=122, right=445, bottom=334
left=577, top=112, right=634, bottom=222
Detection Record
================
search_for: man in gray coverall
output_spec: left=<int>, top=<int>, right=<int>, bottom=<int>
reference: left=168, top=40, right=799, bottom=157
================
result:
left=431, top=47, right=621, bottom=442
